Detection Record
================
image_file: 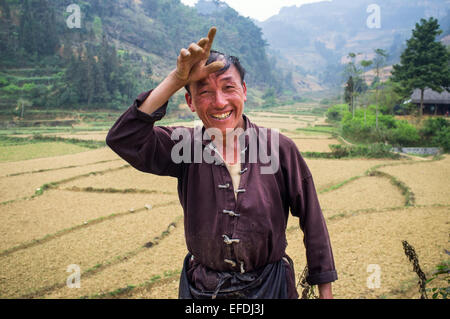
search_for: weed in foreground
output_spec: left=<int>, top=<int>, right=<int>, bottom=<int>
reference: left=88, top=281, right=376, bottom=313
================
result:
left=297, top=266, right=318, bottom=299
left=402, top=240, right=428, bottom=299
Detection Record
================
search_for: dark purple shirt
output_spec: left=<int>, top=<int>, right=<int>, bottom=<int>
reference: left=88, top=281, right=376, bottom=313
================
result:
left=106, top=90, right=337, bottom=288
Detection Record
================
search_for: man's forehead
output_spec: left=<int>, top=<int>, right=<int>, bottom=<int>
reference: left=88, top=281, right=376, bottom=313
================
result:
left=194, top=65, right=241, bottom=88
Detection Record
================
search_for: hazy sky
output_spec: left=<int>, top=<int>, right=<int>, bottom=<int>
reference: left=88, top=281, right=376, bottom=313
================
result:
left=180, top=0, right=331, bottom=22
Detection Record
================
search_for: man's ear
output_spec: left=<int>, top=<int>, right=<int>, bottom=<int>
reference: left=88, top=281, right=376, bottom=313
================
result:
left=242, top=81, right=247, bottom=102
left=185, top=92, right=196, bottom=112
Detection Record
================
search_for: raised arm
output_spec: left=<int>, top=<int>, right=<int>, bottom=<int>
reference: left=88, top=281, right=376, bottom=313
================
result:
left=106, top=27, right=224, bottom=178
left=138, top=27, right=224, bottom=115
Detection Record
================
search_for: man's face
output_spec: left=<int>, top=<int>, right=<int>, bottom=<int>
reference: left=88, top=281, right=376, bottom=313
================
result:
left=185, top=64, right=247, bottom=136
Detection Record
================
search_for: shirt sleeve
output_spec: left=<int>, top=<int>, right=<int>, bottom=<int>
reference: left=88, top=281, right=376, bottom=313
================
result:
left=105, top=90, right=182, bottom=178
left=283, top=140, right=338, bottom=285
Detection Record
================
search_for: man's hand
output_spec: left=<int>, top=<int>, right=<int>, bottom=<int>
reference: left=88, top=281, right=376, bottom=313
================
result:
left=139, top=27, right=223, bottom=115
left=175, top=27, right=225, bottom=85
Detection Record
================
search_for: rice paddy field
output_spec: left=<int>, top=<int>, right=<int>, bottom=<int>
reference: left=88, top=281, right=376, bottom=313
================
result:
left=0, top=111, right=448, bottom=300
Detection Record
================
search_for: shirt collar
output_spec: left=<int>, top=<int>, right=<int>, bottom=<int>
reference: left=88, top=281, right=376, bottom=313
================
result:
left=199, top=114, right=253, bottom=148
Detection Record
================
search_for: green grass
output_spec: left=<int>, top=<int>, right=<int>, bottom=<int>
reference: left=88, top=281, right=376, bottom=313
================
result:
left=0, top=142, right=89, bottom=162
left=0, top=127, right=74, bottom=135
left=318, top=176, right=362, bottom=194
left=296, top=126, right=338, bottom=134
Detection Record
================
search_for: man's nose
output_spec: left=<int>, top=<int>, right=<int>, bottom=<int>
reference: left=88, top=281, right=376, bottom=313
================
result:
left=214, top=91, right=227, bottom=108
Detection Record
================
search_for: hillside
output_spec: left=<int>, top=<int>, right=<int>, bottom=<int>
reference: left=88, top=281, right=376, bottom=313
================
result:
left=0, top=0, right=292, bottom=113
left=258, top=0, right=450, bottom=88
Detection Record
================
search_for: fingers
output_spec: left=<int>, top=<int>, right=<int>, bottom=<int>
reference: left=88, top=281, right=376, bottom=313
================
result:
left=179, top=27, right=217, bottom=61
left=197, top=27, right=217, bottom=51
left=188, top=42, right=203, bottom=56
left=179, top=48, right=190, bottom=59
left=178, top=42, right=202, bottom=62
left=207, top=27, right=217, bottom=45
left=204, top=60, right=225, bottom=74
left=205, top=26, right=217, bottom=53
left=176, top=27, right=219, bottom=83
left=197, top=37, right=209, bottom=48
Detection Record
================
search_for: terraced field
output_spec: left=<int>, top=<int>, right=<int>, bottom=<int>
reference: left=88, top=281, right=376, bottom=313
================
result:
left=378, top=157, right=450, bottom=206
left=0, top=115, right=448, bottom=300
left=0, top=160, right=128, bottom=203
left=292, top=137, right=341, bottom=153
left=62, top=166, right=178, bottom=195
left=0, top=190, right=178, bottom=251
left=42, top=132, right=110, bottom=142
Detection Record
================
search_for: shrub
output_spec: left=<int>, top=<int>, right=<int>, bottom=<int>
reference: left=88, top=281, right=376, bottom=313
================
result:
left=0, top=76, right=9, bottom=88
left=329, top=143, right=399, bottom=159
left=388, top=120, right=421, bottom=146
left=1, top=83, right=21, bottom=95
left=340, top=106, right=422, bottom=146
left=421, top=118, right=449, bottom=138
left=420, top=118, right=450, bottom=151
left=432, top=127, right=450, bottom=152
left=326, top=104, right=349, bottom=123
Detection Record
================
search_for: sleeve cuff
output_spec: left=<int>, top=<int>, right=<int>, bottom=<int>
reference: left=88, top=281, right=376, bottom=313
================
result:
left=132, top=90, right=169, bottom=122
left=306, top=270, right=338, bottom=285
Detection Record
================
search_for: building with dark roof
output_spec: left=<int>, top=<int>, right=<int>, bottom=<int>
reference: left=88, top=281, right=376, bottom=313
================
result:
left=411, top=88, right=450, bottom=115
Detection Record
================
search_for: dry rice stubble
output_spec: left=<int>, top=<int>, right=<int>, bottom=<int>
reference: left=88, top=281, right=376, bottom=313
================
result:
left=42, top=216, right=187, bottom=299
left=0, top=204, right=183, bottom=298
left=286, top=206, right=449, bottom=299
left=0, top=189, right=179, bottom=252
left=0, top=160, right=128, bottom=204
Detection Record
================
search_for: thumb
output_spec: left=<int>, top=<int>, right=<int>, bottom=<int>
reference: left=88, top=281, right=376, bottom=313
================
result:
left=204, top=61, right=225, bottom=75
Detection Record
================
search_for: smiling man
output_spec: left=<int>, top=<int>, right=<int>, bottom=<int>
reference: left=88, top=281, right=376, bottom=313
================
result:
left=184, top=53, right=246, bottom=134
left=106, top=27, right=337, bottom=299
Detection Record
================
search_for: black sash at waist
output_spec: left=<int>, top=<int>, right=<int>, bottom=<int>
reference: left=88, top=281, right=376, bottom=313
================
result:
left=178, top=253, right=294, bottom=299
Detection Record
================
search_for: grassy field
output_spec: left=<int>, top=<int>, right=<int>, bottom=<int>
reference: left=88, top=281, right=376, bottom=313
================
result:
left=0, top=110, right=448, bottom=299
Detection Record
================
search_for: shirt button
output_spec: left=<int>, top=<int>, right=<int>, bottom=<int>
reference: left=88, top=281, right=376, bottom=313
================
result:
left=222, top=234, right=240, bottom=244
left=222, top=209, right=240, bottom=217
left=240, top=261, right=245, bottom=274
left=224, top=259, right=237, bottom=267
left=239, top=168, right=248, bottom=175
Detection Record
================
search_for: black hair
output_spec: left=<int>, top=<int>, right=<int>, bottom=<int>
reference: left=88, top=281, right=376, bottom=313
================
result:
left=184, top=50, right=246, bottom=95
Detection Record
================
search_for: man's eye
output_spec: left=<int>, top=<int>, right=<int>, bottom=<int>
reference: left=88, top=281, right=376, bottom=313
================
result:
left=225, top=86, right=235, bottom=90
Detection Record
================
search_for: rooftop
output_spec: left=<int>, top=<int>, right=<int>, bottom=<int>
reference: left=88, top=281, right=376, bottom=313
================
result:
left=411, top=88, right=450, bottom=104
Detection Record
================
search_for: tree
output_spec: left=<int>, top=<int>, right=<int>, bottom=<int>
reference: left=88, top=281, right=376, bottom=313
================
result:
left=344, top=76, right=354, bottom=110
left=391, top=17, right=450, bottom=118
left=359, top=58, right=374, bottom=128
left=360, top=59, right=373, bottom=83
left=16, top=98, right=32, bottom=118
left=373, top=49, right=388, bottom=87
left=19, top=0, right=59, bottom=57
left=372, top=49, right=388, bottom=129
left=344, top=52, right=366, bottom=117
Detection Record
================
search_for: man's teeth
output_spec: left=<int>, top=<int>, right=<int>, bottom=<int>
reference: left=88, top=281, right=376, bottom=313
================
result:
left=211, top=111, right=231, bottom=119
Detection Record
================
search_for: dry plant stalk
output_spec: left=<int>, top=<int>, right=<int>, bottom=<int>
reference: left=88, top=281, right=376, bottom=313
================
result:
left=297, top=266, right=318, bottom=299
left=402, top=240, right=428, bottom=299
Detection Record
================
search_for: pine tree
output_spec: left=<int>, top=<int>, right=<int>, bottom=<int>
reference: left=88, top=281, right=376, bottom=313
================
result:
left=344, top=76, right=354, bottom=111
left=391, top=17, right=450, bottom=117
left=18, top=0, right=59, bottom=57
left=372, top=49, right=388, bottom=129
left=19, top=0, right=36, bottom=55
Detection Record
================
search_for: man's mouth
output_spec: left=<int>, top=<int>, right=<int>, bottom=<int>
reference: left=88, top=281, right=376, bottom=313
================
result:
left=210, top=111, right=232, bottom=120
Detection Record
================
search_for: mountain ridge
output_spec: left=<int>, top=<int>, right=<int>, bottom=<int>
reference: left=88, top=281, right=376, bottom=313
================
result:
left=257, top=0, right=450, bottom=88
left=0, top=0, right=295, bottom=110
